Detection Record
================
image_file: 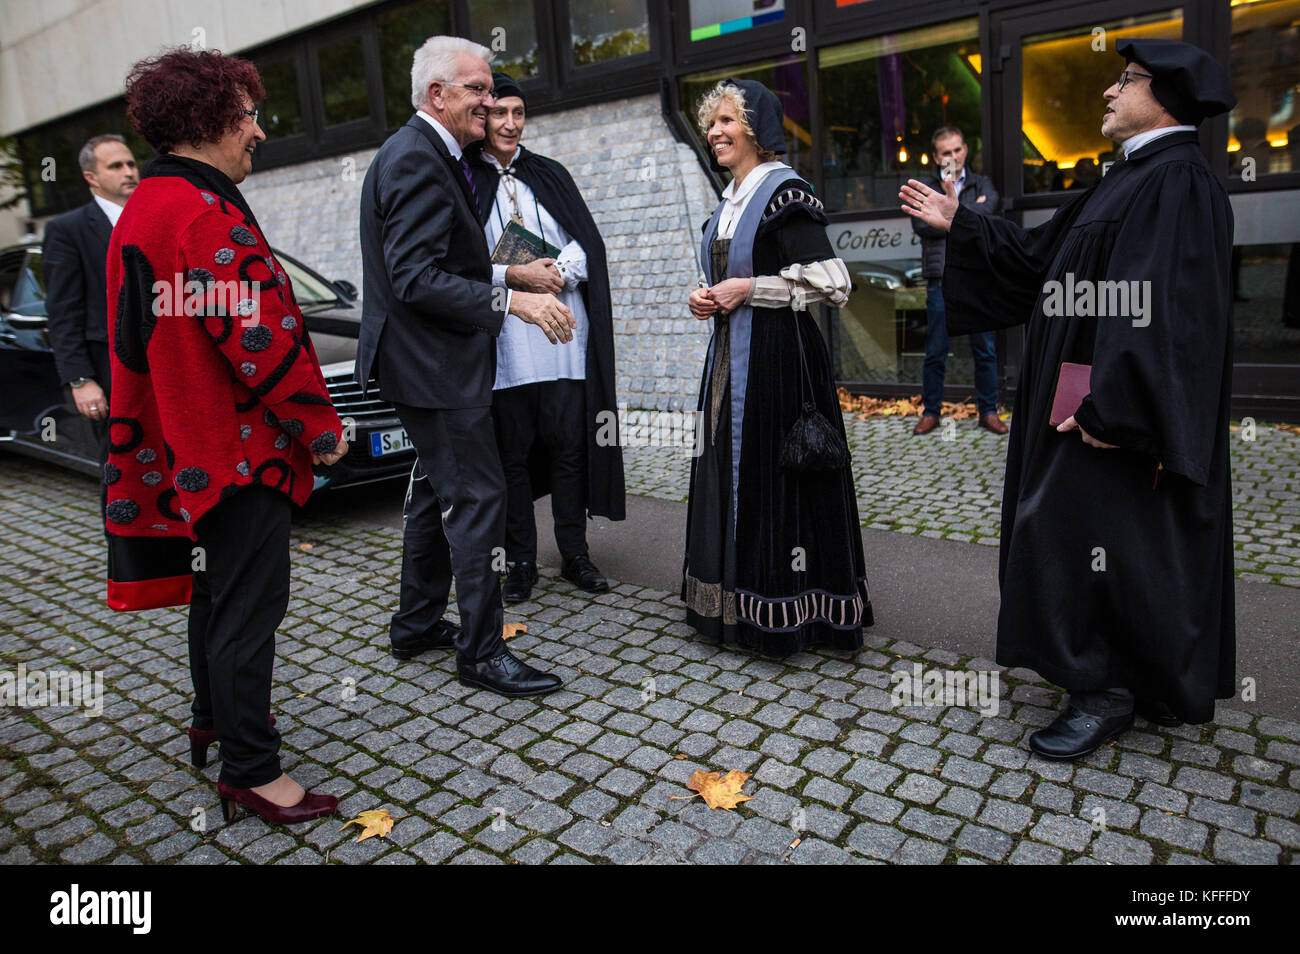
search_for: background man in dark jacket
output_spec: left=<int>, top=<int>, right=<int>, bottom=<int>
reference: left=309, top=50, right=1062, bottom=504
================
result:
left=910, top=126, right=1006, bottom=435
left=43, top=133, right=139, bottom=480
left=357, top=36, right=575, bottom=698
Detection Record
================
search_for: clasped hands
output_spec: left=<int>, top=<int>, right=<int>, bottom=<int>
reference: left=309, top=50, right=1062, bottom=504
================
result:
left=503, top=258, right=576, bottom=344
left=689, top=278, right=750, bottom=320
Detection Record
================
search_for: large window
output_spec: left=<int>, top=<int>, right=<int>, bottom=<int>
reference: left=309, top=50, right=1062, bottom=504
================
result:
left=378, top=0, right=452, bottom=127
left=467, top=0, right=540, bottom=78
left=1020, top=11, right=1182, bottom=194
left=678, top=55, right=813, bottom=185
left=819, top=18, right=982, bottom=213
left=255, top=52, right=306, bottom=141
left=1234, top=242, right=1300, bottom=367
left=570, top=0, right=651, bottom=66
left=1229, top=0, right=1300, bottom=180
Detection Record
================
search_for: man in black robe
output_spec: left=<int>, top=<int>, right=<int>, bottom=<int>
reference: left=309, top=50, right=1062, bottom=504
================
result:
left=901, top=38, right=1237, bottom=759
left=466, top=73, right=625, bottom=604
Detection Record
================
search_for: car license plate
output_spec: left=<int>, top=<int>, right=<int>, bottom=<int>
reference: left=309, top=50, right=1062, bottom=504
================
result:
left=370, top=427, right=412, bottom=457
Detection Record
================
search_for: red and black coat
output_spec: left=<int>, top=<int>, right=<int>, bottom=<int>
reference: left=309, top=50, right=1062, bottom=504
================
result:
left=105, top=155, right=342, bottom=539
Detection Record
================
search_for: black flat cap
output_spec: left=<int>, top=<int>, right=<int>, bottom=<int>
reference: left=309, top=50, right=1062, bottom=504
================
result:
left=491, top=71, right=525, bottom=109
left=1116, top=38, right=1236, bottom=126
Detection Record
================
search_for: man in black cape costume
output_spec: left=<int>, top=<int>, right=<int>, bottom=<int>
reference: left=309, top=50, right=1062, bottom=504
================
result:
left=467, top=73, right=625, bottom=603
left=901, top=39, right=1238, bottom=759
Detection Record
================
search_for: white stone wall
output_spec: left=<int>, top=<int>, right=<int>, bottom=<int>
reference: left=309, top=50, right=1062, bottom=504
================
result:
left=240, top=94, right=720, bottom=412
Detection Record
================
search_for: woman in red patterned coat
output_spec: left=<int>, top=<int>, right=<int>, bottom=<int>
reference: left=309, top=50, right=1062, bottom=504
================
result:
left=108, top=48, right=349, bottom=825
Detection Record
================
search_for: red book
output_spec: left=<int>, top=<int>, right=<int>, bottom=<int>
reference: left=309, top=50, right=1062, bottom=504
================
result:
left=1049, top=362, right=1092, bottom=427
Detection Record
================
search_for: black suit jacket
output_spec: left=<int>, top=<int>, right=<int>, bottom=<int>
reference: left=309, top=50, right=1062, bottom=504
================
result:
left=357, top=114, right=505, bottom=408
left=43, top=199, right=113, bottom=384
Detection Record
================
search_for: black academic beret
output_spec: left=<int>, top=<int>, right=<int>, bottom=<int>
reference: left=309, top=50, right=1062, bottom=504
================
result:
left=491, top=71, right=525, bottom=109
left=1116, top=38, right=1236, bottom=126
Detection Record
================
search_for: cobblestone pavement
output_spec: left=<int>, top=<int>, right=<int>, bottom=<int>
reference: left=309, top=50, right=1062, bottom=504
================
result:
left=2, top=455, right=1298, bottom=865
left=624, top=413, right=1300, bottom=587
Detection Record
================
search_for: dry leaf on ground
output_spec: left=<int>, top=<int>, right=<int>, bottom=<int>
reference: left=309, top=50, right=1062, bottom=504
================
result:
left=837, top=387, right=983, bottom=421
left=503, top=622, right=528, bottom=640
left=669, top=769, right=754, bottom=810
left=339, top=808, right=394, bottom=842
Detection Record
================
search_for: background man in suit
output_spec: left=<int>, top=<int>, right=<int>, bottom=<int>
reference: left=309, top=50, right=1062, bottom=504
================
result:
left=43, top=134, right=139, bottom=486
left=910, top=126, right=1006, bottom=436
left=358, top=36, right=576, bottom=697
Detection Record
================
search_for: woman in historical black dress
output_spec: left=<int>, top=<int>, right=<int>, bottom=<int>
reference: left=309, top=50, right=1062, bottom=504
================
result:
left=681, top=78, right=873, bottom=656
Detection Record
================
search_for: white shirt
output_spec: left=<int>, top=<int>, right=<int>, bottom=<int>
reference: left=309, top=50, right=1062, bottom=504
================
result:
left=92, top=193, right=124, bottom=227
left=1122, top=124, right=1197, bottom=159
left=483, top=147, right=589, bottom=389
left=415, top=110, right=463, bottom=159
left=717, top=161, right=788, bottom=239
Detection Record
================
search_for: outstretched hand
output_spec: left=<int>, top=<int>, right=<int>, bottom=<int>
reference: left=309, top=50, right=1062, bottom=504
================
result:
left=899, top=176, right=959, bottom=233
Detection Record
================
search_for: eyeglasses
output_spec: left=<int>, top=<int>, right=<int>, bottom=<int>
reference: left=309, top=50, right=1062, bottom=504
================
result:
left=241, top=108, right=261, bottom=126
left=1116, top=70, right=1153, bottom=92
left=441, top=81, right=496, bottom=102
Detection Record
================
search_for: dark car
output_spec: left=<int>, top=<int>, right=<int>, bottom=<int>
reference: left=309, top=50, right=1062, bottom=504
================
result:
left=0, top=241, right=414, bottom=490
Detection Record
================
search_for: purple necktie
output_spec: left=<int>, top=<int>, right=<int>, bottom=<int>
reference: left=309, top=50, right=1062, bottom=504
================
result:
left=459, top=156, right=479, bottom=207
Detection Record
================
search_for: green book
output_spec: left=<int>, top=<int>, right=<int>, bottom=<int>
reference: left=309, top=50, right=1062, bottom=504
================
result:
left=490, top=219, right=563, bottom=266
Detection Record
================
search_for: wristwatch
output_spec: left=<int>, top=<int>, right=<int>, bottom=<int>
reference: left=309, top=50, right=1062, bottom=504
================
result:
left=69, top=378, right=92, bottom=388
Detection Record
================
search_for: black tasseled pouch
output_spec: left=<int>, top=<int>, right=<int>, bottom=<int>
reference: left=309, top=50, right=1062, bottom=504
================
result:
left=780, top=401, right=848, bottom=472
left=779, top=317, right=848, bottom=472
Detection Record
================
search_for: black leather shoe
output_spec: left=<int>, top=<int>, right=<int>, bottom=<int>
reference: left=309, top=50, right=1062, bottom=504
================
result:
left=391, top=618, right=461, bottom=659
left=503, top=561, right=538, bottom=605
left=457, top=650, right=562, bottom=697
left=1136, top=698, right=1184, bottom=727
left=1028, top=706, right=1134, bottom=761
left=561, top=553, right=609, bottom=593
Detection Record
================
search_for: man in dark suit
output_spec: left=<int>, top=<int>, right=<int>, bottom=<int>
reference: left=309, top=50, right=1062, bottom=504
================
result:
left=358, top=37, right=576, bottom=697
left=910, top=126, right=1006, bottom=436
left=43, top=134, right=138, bottom=484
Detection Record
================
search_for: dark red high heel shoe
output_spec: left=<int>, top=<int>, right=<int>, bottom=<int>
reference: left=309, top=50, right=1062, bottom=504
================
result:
left=217, top=781, right=338, bottom=824
left=188, top=714, right=278, bottom=768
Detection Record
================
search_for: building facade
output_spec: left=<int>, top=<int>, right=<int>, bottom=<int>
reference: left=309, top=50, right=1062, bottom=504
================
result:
left=5, top=0, right=1298, bottom=417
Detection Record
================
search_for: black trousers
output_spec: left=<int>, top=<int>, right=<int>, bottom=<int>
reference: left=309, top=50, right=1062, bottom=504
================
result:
left=391, top=402, right=506, bottom=664
left=188, top=485, right=290, bottom=788
left=492, top=379, right=588, bottom=564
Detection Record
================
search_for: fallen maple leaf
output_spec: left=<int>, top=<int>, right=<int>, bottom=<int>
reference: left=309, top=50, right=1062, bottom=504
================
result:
left=669, top=769, right=754, bottom=810
left=503, top=622, right=528, bottom=640
left=299, top=544, right=313, bottom=551
left=339, top=808, right=394, bottom=842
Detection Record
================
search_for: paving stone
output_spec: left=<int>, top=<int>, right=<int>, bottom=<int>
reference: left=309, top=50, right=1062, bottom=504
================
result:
left=803, top=776, right=852, bottom=808
left=845, top=821, right=905, bottom=861
left=978, top=799, right=1034, bottom=834
left=1188, top=796, right=1258, bottom=836
left=1090, top=831, right=1154, bottom=865
left=1212, top=829, right=1280, bottom=864
left=1139, top=810, right=1208, bottom=852
left=894, top=773, right=945, bottom=805
left=955, top=823, right=1014, bottom=861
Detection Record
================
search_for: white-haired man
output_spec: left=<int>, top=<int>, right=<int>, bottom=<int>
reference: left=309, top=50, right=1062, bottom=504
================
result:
left=358, top=36, right=575, bottom=696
